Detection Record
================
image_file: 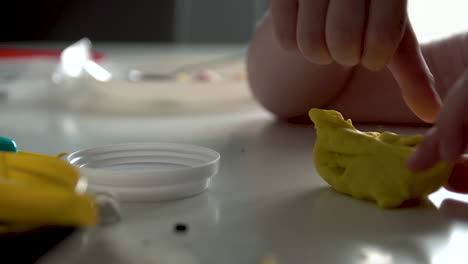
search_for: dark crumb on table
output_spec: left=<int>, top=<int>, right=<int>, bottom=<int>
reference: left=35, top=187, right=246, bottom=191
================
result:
left=174, top=223, right=188, bottom=233
left=142, top=240, right=151, bottom=247
left=241, top=147, right=246, bottom=153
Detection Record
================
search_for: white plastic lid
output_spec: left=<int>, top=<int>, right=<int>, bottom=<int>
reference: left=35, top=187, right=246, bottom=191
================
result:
left=62, top=143, right=220, bottom=202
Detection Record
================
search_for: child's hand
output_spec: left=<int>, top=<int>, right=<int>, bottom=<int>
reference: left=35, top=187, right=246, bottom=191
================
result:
left=408, top=69, right=468, bottom=191
left=270, top=0, right=441, bottom=122
left=271, top=0, right=406, bottom=69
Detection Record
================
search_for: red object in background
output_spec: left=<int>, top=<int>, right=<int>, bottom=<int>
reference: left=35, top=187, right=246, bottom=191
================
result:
left=0, top=47, right=105, bottom=61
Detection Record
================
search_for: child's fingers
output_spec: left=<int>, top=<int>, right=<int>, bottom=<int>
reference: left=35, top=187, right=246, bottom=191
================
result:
left=325, top=0, right=366, bottom=66
left=446, top=155, right=468, bottom=193
left=388, top=22, right=442, bottom=123
left=361, top=0, right=407, bottom=71
left=271, top=0, right=299, bottom=50
left=408, top=71, right=468, bottom=172
left=436, top=70, right=468, bottom=162
left=407, top=126, right=440, bottom=172
left=296, top=0, right=332, bottom=64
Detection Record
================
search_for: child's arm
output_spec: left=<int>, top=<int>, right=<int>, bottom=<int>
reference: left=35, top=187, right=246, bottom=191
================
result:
left=247, top=13, right=448, bottom=124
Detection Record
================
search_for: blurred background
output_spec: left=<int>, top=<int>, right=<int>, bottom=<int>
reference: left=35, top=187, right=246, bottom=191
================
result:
left=0, top=0, right=269, bottom=43
left=2, top=0, right=468, bottom=44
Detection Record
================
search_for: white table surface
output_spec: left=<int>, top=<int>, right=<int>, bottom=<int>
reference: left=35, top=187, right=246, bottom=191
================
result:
left=1, top=43, right=468, bottom=264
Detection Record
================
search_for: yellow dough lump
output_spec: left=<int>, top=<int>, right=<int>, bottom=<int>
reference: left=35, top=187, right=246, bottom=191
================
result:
left=309, top=108, right=453, bottom=209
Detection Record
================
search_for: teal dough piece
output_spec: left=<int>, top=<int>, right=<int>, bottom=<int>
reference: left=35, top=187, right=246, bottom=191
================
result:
left=0, top=137, right=17, bottom=152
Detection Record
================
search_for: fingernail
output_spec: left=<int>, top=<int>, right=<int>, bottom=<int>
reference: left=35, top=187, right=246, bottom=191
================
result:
left=362, top=55, right=387, bottom=72
left=305, top=54, right=333, bottom=65
left=418, top=98, right=440, bottom=124
left=419, top=75, right=441, bottom=124
left=336, top=56, right=360, bottom=67
left=446, top=163, right=468, bottom=193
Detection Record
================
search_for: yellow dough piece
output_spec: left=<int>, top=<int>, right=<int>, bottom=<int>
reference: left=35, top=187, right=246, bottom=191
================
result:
left=309, top=108, right=453, bottom=209
left=0, top=151, right=97, bottom=232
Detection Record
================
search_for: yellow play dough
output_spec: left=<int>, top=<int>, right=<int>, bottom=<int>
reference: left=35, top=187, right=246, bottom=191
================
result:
left=309, top=108, right=453, bottom=209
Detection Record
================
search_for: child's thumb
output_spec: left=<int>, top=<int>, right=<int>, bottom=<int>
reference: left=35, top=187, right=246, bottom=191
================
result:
left=388, top=21, right=442, bottom=123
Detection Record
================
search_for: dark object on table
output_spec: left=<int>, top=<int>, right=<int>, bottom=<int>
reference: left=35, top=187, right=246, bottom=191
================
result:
left=0, top=226, right=75, bottom=263
left=174, top=223, right=188, bottom=233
